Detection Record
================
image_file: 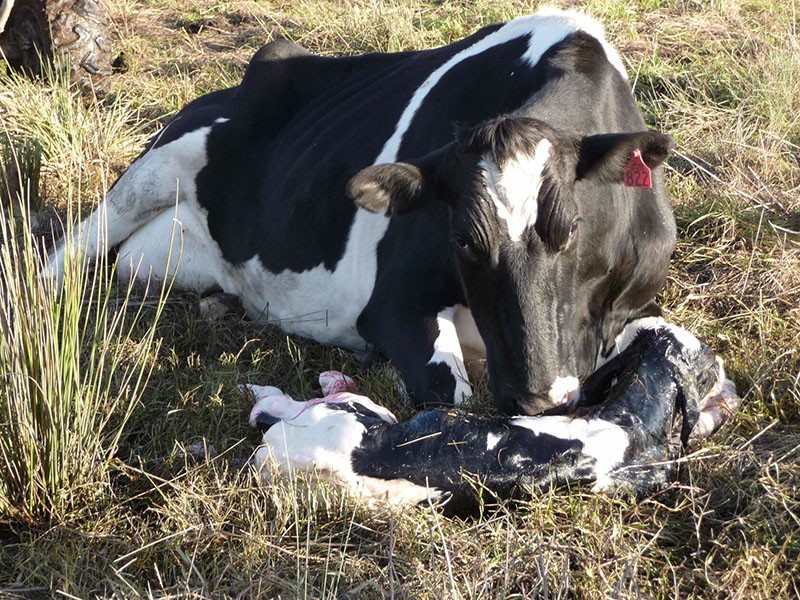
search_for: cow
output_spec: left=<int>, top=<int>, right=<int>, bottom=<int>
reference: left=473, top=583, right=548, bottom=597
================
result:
left=43, top=8, right=677, bottom=414
left=247, top=320, right=741, bottom=517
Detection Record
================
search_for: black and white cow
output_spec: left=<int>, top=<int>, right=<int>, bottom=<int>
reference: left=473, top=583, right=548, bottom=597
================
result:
left=44, top=8, right=677, bottom=414
left=247, top=320, right=740, bottom=517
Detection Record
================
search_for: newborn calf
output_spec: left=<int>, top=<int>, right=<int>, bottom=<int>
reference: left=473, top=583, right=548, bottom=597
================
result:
left=247, top=320, right=739, bottom=516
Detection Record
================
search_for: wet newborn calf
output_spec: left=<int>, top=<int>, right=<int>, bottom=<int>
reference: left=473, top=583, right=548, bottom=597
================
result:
left=247, top=320, right=739, bottom=515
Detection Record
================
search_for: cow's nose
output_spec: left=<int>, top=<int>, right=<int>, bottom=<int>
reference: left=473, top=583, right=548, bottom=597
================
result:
left=513, top=377, right=580, bottom=416
left=548, top=375, right=580, bottom=409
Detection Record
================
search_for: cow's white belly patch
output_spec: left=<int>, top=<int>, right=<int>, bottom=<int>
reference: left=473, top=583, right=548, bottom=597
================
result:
left=223, top=209, right=389, bottom=349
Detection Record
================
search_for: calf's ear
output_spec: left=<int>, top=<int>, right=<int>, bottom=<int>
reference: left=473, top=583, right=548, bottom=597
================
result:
left=575, top=131, right=673, bottom=184
left=347, top=144, right=456, bottom=216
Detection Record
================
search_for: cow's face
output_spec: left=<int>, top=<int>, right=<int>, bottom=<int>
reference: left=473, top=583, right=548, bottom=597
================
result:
left=349, top=117, right=674, bottom=415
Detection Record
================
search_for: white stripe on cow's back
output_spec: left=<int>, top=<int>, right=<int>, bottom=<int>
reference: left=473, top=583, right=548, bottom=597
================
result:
left=521, top=7, right=627, bottom=78
left=375, top=8, right=624, bottom=165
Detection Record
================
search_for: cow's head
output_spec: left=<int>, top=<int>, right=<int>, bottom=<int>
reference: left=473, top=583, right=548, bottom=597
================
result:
left=348, top=116, right=675, bottom=415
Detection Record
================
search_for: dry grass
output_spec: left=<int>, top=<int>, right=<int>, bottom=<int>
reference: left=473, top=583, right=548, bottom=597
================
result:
left=1, top=0, right=799, bottom=597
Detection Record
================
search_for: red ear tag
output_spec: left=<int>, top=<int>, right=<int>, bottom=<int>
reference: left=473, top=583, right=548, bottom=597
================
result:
left=623, top=149, right=652, bottom=188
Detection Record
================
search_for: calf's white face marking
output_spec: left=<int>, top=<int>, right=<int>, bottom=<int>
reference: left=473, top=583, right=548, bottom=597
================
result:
left=482, top=138, right=552, bottom=242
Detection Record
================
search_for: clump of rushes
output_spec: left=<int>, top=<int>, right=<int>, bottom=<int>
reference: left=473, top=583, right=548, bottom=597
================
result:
left=0, top=133, right=42, bottom=216
left=0, top=200, right=168, bottom=522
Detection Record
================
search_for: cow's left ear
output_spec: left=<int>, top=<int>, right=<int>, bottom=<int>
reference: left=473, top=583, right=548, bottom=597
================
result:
left=575, top=131, right=673, bottom=184
left=348, top=162, right=428, bottom=216
left=347, top=144, right=456, bottom=216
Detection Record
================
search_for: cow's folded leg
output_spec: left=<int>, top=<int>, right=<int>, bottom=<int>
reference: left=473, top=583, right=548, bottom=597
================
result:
left=41, top=117, right=222, bottom=288
left=114, top=202, right=225, bottom=291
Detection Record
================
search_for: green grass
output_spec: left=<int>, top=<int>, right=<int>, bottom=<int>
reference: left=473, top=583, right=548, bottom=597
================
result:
left=0, top=202, right=168, bottom=522
left=1, top=0, right=799, bottom=597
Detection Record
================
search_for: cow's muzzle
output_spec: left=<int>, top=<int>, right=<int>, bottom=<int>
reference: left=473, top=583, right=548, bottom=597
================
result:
left=512, top=376, right=580, bottom=415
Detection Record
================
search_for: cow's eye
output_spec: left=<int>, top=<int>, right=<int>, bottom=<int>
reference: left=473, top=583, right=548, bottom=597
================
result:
left=569, top=218, right=581, bottom=239
left=453, top=235, right=475, bottom=258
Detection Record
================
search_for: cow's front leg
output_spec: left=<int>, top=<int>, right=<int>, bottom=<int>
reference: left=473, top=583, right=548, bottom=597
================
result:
left=359, top=306, right=472, bottom=407
left=428, top=306, right=474, bottom=404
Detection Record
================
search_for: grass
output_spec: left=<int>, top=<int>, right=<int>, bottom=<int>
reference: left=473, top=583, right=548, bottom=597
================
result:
left=0, top=198, right=170, bottom=523
left=1, top=0, right=799, bottom=597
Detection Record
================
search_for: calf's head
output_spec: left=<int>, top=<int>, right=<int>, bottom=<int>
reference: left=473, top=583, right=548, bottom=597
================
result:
left=349, top=117, right=675, bottom=415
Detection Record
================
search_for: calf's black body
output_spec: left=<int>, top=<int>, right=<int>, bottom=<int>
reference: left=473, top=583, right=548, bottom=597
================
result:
left=251, top=323, right=730, bottom=517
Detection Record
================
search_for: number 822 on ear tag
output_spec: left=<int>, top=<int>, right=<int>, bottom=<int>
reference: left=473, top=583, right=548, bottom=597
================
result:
left=624, top=149, right=652, bottom=188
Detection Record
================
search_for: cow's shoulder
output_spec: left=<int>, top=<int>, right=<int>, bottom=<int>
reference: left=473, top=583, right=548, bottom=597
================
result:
left=233, top=39, right=419, bottom=125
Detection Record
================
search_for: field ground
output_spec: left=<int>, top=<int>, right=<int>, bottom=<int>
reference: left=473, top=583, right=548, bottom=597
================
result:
left=1, top=0, right=798, bottom=598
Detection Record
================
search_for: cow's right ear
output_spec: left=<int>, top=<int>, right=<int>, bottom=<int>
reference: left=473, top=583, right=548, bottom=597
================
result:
left=348, top=162, right=430, bottom=216
left=575, top=131, right=673, bottom=184
left=347, top=144, right=456, bottom=216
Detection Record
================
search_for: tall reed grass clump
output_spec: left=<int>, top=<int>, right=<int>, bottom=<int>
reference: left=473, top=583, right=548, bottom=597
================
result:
left=0, top=189, right=167, bottom=522
left=0, top=134, right=42, bottom=214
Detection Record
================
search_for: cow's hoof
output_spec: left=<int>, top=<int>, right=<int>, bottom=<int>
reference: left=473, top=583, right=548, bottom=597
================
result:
left=198, top=292, right=241, bottom=321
